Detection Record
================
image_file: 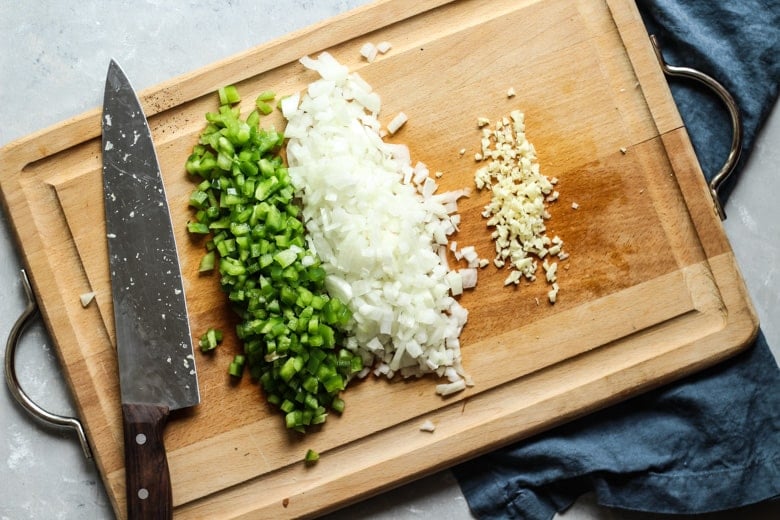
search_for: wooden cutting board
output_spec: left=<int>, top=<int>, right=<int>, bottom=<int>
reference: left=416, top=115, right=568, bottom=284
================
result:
left=0, top=0, right=758, bottom=518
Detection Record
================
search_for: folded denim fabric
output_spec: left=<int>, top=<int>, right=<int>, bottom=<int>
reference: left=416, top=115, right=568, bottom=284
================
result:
left=453, top=331, right=779, bottom=519
left=452, top=1, right=780, bottom=518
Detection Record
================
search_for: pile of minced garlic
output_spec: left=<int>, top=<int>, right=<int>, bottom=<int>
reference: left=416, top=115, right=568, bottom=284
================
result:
left=474, top=110, right=567, bottom=303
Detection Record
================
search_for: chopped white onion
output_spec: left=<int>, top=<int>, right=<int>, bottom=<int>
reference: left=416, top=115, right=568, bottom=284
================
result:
left=446, top=271, right=463, bottom=296
left=435, top=379, right=466, bottom=396
left=419, top=419, right=436, bottom=432
left=284, top=52, right=475, bottom=395
left=79, top=292, right=96, bottom=308
left=360, top=42, right=378, bottom=62
left=280, top=92, right=301, bottom=119
left=444, top=366, right=460, bottom=382
left=376, top=41, right=392, bottom=54
left=386, top=111, right=408, bottom=134
left=460, top=268, right=478, bottom=289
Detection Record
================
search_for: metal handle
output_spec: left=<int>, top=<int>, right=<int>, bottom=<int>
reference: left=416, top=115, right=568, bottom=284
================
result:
left=4, top=269, right=93, bottom=460
left=650, top=34, right=743, bottom=221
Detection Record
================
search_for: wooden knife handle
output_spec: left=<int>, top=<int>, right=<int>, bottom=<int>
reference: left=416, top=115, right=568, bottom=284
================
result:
left=122, top=403, right=172, bottom=520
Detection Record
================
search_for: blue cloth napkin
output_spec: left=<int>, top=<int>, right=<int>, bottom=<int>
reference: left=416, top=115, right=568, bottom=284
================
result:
left=452, top=1, right=780, bottom=518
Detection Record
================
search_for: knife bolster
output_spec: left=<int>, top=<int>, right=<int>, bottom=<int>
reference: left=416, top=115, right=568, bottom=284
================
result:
left=122, top=402, right=172, bottom=519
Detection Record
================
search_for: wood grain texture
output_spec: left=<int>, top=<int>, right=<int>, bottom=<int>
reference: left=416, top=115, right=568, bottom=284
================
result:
left=0, top=0, right=758, bottom=518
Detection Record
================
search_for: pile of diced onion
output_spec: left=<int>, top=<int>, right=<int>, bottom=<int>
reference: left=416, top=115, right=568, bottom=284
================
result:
left=283, top=52, right=474, bottom=395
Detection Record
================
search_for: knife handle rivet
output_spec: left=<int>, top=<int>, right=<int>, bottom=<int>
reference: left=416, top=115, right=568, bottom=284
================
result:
left=138, top=488, right=149, bottom=500
left=135, top=433, right=147, bottom=445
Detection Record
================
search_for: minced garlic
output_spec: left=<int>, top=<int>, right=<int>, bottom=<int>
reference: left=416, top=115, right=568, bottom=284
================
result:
left=473, top=109, right=566, bottom=303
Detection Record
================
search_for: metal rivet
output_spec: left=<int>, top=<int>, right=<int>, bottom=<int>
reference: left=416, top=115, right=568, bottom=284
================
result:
left=135, top=433, right=147, bottom=445
left=138, top=488, right=149, bottom=500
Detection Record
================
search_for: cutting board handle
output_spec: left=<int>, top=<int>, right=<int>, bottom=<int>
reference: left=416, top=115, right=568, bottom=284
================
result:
left=650, top=34, right=743, bottom=220
left=122, top=402, right=172, bottom=520
left=4, top=269, right=92, bottom=459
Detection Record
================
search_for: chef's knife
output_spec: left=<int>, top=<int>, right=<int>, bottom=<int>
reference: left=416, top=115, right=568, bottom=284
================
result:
left=102, top=60, right=200, bottom=519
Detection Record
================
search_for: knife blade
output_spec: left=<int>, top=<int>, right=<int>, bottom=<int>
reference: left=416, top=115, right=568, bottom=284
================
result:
left=102, top=59, right=200, bottom=519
